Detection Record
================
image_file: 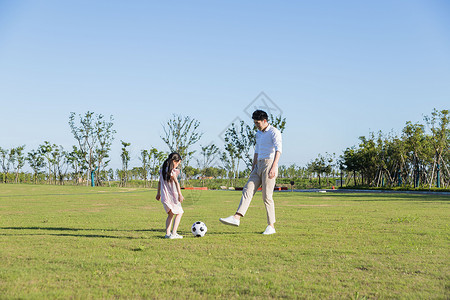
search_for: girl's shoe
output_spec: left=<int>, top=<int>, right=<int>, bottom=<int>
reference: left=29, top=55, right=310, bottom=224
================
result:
left=170, top=233, right=183, bottom=239
left=164, top=234, right=171, bottom=239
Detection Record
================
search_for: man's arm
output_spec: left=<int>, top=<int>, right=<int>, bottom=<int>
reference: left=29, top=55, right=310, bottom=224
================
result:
left=268, top=151, right=281, bottom=179
left=252, top=153, right=258, bottom=171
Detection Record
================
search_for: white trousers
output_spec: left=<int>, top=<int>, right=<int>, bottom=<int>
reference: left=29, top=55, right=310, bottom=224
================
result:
left=236, top=159, right=277, bottom=225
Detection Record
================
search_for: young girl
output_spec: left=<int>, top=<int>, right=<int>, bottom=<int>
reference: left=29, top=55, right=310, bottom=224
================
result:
left=156, top=152, right=184, bottom=239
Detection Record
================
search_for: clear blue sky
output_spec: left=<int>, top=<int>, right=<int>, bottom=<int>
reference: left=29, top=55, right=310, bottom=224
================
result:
left=1, top=0, right=449, bottom=170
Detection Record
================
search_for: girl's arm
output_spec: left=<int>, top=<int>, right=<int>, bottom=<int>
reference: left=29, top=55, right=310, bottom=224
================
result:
left=172, top=174, right=184, bottom=203
left=156, top=180, right=161, bottom=200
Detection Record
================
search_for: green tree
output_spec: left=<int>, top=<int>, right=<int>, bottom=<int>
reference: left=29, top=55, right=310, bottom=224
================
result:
left=38, top=141, right=55, bottom=184
left=140, top=150, right=150, bottom=187
left=11, top=146, right=26, bottom=183
left=197, top=144, right=219, bottom=185
left=340, top=108, right=449, bottom=189
left=120, top=141, right=131, bottom=187
left=66, top=146, right=87, bottom=185
left=424, top=109, right=450, bottom=188
left=402, top=121, right=430, bottom=187
left=94, top=114, right=115, bottom=185
left=0, top=147, right=14, bottom=183
left=50, top=145, right=67, bottom=185
left=223, top=121, right=248, bottom=176
left=69, top=111, right=115, bottom=186
left=147, top=147, right=165, bottom=188
left=161, top=114, right=203, bottom=168
left=269, top=114, right=287, bottom=133
left=221, top=140, right=239, bottom=186
left=307, top=153, right=333, bottom=187
left=26, top=149, right=46, bottom=184
left=184, top=166, right=201, bottom=180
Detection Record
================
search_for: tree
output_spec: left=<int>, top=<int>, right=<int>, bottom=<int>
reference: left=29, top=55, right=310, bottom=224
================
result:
left=12, top=145, right=26, bottom=183
left=223, top=121, right=250, bottom=175
left=140, top=150, right=150, bottom=187
left=340, top=109, right=449, bottom=189
left=50, top=145, right=67, bottom=185
left=402, top=121, right=430, bottom=187
left=94, top=114, right=115, bottom=185
left=66, top=146, right=86, bottom=185
left=269, top=114, right=287, bottom=133
left=27, top=149, right=46, bottom=184
left=146, top=147, right=165, bottom=188
left=161, top=114, right=203, bottom=168
left=38, top=142, right=55, bottom=184
left=197, top=144, right=219, bottom=185
left=0, top=147, right=14, bottom=183
left=342, top=147, right=360, bottom=186
left=424, top=109, right=450, bottom=188
left=307, top=153, right=333, bottom=187
left=120, top=141, right=131, bottom=187
left=107, top=168, right=115, bottom=182
left=286, top=164, right=298, bottom=179
left=221, top=140, right=239, bottom=185
left=183, top=166, right=201, bottom=180
left=69, top=111, right=115, bottom=186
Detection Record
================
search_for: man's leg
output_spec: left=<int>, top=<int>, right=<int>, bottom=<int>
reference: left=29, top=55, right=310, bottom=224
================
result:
left=236, top=167, right=261, bottom=218
left=220, top=167, right=261, bottom=226
left=260, top=160, right=277, bottom=226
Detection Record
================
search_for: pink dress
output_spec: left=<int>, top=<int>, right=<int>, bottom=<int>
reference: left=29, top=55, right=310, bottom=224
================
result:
left=159, top=168, right=184, bottom=214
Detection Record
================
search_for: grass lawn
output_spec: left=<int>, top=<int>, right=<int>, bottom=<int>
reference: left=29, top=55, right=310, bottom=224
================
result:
left=0, top=184, right=448, bottom=299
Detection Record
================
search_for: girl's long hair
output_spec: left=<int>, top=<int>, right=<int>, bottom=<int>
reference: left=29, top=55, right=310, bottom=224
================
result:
left=161, top=152, right=182, bottom=182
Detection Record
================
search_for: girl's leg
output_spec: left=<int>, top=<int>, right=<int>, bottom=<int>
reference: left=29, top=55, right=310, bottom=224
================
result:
left=171, top=213, right=183, bottom=235
left=166, top=211, right=174, bottom=236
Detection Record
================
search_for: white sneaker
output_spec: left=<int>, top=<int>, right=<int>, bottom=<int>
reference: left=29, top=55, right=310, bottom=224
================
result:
left=164, top=234, right=171, bottom=239
left=170, top=233, right=183, bottom=239
left=262, top=225, right=276, bottom=235
left=219, top=215, right=240, bottom=227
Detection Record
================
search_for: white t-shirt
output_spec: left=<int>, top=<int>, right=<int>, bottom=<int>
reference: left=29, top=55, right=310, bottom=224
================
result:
left=255, top=124, right=282, bottom=160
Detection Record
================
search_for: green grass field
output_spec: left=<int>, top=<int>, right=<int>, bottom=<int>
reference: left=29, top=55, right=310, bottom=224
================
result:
left=0, top=185, right=448, bottom=299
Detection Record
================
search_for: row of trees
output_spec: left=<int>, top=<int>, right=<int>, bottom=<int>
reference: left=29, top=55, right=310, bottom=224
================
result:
left=0, top=111, right=287, bottom=187
left=341, top=109, right=449, bottom=188
left=2, top=109, right=448, bottom=189
left=305, top=109, right=450, bottom=189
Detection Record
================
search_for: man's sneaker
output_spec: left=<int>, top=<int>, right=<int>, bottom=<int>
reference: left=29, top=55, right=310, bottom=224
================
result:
left=219, top=215, right=240, bottom=227
left=262, top=225, right=276, bottom=235
left=170, top=233, right=183, bottom=239
left=164, top=234, right=171, bottom=239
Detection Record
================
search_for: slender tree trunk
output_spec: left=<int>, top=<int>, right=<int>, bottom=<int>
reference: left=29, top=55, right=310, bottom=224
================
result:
left=429, top=159, right=436, bottom=189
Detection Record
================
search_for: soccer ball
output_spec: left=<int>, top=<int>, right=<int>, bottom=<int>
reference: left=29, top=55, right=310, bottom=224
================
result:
left=191, top=221, right=207, bottom=237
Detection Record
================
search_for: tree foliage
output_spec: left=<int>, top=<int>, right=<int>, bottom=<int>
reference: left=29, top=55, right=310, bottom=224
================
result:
left=161, top=114, right=203, bottom=167
left=341, top=109, right=449, bottom=188
left=120, top=140, right=131, bottom=187
left=69, top=111, right=115, bottom=185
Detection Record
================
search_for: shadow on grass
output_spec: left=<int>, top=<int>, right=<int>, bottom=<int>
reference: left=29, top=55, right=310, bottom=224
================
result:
left=0, top=226, right=263, bottom=239
left=0, top=226, right=166, bottom=240
left=0, top=190, right=149, bottom=198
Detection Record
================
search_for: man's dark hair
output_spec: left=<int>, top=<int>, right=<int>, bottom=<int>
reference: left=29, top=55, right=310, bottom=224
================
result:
left=252, top=110, right=268, bottom=121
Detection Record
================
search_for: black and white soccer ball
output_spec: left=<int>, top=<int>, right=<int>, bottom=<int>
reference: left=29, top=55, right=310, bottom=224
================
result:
left=191, top=221, right=207, bottom=237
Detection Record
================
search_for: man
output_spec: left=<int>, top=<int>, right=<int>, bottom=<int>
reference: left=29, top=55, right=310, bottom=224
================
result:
left=220, top=110, right=282, bottom=235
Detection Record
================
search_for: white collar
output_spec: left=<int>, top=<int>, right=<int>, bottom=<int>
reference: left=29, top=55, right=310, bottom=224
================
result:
left=261, top=124, right=271, bottom=132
